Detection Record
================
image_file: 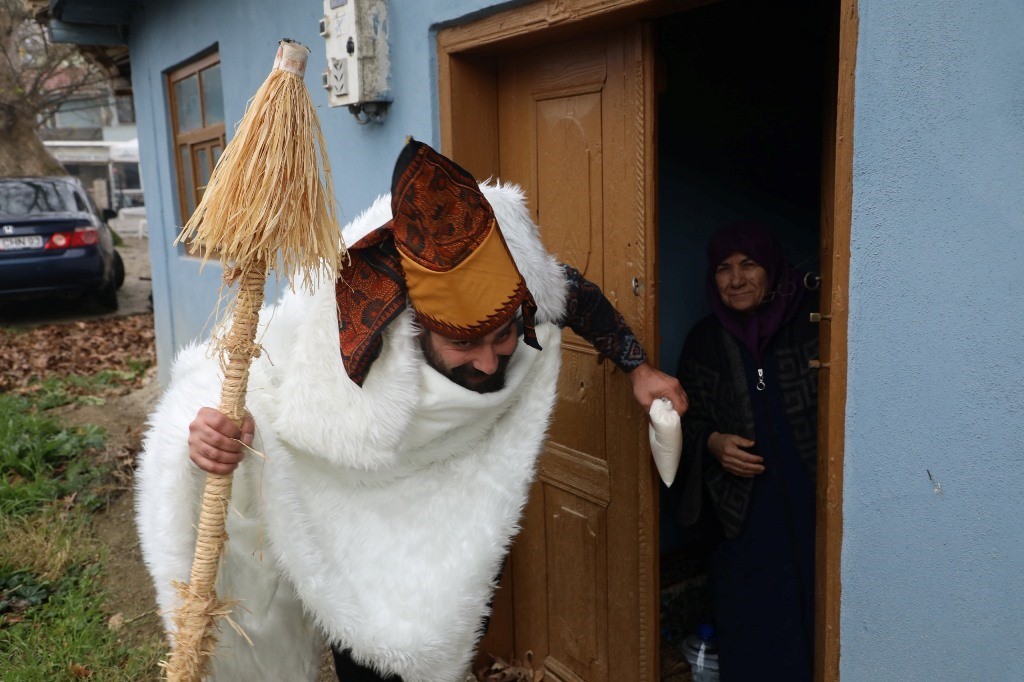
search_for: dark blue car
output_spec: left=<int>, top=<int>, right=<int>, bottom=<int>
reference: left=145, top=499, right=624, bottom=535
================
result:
left=0, top=176, right=124, bottom=311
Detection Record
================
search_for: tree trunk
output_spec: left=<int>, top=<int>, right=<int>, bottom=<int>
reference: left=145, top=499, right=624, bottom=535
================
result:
left=2, top=0, right=106, bottom=178
left=0, top=109, right=66, bottom=177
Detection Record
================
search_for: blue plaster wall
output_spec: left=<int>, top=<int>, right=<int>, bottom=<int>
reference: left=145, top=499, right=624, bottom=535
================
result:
left=843, top=1, right=1024, bottom=678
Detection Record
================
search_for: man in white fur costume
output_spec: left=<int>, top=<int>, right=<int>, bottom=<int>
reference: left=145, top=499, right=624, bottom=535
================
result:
left=136, top=140, right=686, bottom=681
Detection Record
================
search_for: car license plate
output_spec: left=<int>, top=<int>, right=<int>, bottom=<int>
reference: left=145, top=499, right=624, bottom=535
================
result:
left=0, top=235, right=44, bottom=251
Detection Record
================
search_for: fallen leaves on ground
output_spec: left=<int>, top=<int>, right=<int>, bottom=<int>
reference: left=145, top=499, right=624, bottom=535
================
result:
left=473, top=651, right=545, bottom=681
left=107, top=612, right=125, bottom=631
left=0, top=314, right=156, bottom=393
left=69, top=662, right=93, bottom=678
left=105, top=428, right=143, bottom=487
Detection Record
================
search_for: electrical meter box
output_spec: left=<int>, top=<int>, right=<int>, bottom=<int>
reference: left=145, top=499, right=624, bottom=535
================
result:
left=319, top=0, right=390, bottom=118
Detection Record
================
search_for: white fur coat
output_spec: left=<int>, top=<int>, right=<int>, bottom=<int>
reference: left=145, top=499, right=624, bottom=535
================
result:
left=135, top=184, right=567, bottom=681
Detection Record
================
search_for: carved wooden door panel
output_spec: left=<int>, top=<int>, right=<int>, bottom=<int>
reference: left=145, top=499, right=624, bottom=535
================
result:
left=492, top=25, right=659, bottom=682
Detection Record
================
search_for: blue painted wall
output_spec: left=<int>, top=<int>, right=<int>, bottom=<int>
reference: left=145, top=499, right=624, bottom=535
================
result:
left=843, top=0, right=1024, bottom=678
left=124, top=0, right=1024, bottom=677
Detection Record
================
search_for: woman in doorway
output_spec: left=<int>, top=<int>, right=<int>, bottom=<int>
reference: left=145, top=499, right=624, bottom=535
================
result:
left=676, top=223, right=819, bottom=680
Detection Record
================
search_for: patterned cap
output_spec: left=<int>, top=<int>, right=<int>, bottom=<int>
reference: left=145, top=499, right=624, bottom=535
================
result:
left=337, top=139, right=540, bottom=384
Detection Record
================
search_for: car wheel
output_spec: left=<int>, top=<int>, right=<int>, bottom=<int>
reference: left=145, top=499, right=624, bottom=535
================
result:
left=96, top=278, right=119, bottom=311
left=113, top=250, right=126, bottom=289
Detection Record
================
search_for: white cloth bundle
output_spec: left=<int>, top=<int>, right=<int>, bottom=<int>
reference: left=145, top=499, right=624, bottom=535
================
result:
left=648, top=397, right=683, bottom=487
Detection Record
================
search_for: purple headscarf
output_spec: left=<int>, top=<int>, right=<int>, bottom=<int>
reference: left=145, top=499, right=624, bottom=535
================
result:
left=706, top=222, right=808, bottom=363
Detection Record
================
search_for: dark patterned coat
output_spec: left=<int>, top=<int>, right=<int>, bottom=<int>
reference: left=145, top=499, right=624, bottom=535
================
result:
left=675, top=299, right=819, bottom=538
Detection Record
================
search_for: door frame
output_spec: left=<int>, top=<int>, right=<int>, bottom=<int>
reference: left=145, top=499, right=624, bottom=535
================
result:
left=437, top=1, right=856, bottom=679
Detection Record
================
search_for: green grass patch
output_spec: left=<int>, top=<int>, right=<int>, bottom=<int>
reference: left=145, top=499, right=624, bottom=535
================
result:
left=0, top=380, right=165, bottom=679
left=0, top=506, right=96, bottom=581
left=0, top=393, right=107, bottom=517
left=0, top=564, right=163, bottom=680
left=22, top=364, right=150, bottom=410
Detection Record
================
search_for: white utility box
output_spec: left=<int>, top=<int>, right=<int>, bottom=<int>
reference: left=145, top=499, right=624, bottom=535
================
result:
left=319, top=0, right=391, bottom=123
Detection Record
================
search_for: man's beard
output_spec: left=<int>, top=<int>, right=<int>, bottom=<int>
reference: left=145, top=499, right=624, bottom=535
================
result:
left=419, top=335, right=512, bottom=394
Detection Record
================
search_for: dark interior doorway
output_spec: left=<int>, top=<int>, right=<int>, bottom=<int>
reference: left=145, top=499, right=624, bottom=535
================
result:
left=655, top=0, right=831, bottom=674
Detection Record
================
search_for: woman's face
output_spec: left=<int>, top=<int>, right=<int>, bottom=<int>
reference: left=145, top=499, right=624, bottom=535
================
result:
left=715, top=252, right=769, bottom=314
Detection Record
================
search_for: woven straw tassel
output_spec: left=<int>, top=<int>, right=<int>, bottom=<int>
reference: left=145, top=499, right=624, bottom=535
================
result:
left=165, top=40, right=342, bottom=681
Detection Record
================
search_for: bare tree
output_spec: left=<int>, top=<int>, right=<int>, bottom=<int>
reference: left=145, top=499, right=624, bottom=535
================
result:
left=0, top=0, right=113, bottom=176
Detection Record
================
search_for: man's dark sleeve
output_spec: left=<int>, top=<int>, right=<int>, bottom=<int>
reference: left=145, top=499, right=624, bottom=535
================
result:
left=559, top=263, right=647, bottom=371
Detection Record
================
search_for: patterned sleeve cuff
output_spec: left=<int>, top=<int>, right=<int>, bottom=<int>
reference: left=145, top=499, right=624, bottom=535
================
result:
left=618, top=335, right=647, bottom=372
left=561, top=264, right=648, bottom=372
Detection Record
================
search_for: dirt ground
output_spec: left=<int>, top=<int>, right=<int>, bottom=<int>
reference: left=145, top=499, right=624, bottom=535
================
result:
left=60, top=380, right=168, bottom=661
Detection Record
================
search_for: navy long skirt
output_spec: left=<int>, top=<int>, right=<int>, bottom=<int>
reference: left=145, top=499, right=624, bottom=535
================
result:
left=709, top=352, right=817, bottom=681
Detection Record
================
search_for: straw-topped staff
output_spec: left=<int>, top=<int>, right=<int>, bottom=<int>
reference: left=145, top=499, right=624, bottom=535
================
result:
left=165, top=39, right=343, bottom=681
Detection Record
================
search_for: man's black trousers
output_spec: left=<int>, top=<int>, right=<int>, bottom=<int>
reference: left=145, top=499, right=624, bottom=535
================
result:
left=332, top=646, right=404, bottom=682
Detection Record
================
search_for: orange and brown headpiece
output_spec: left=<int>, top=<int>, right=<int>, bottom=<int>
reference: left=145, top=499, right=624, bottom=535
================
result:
left=337, top=139, right=540, bottom=384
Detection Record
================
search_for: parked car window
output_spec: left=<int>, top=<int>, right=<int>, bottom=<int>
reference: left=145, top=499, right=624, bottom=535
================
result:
left=0, top=179, right=79, bottom=216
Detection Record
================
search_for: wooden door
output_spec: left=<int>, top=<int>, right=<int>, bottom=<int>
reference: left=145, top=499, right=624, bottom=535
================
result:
left=488, top=26, right=659, bottom=682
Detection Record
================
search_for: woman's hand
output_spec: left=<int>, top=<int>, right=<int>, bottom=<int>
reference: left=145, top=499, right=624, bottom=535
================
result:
left=188, top=407, right=254, bottom=475
left=707, top=431, right=764, bottom=477
left=628, top=362, right=689, bottom=416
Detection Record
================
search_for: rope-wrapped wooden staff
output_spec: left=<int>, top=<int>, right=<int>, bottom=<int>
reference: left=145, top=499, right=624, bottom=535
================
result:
left=166, top=39, right=343, bottom=681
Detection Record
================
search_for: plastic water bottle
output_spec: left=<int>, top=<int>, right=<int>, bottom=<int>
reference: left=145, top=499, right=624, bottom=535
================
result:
left=681, top=623, right=720, bottom=682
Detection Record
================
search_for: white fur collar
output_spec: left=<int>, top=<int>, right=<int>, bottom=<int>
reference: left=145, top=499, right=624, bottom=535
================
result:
left=254, top=322, right=562, bottom=680
left=251, top=278, right=558, bottom=480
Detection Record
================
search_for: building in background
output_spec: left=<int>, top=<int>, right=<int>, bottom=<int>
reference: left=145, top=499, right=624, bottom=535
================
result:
left=41, top=83, right=144, bottom=213
left=32, top=9, right=143, bottom=215
left=43, top=1, right=1024, bottom=680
